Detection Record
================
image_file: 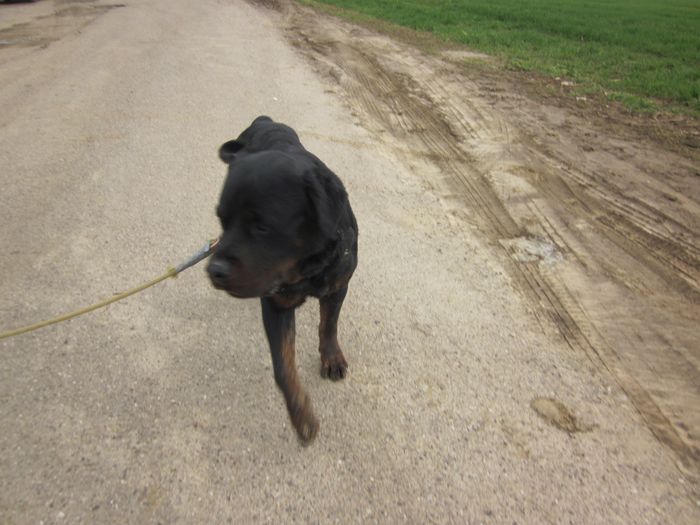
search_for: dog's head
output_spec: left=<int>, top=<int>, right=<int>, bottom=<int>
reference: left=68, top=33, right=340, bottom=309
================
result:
left=207, top=140, right=344, bottom=298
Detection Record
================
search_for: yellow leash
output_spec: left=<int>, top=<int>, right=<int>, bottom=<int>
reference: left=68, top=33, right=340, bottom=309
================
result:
left=0, top=237, right=219, bottom=341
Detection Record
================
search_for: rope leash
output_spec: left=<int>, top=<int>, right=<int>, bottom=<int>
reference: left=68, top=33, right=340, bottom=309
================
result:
left=0, top=237, right=219, bottom=341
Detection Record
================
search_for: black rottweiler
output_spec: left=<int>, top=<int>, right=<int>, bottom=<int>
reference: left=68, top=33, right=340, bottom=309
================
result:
left=207, top=116, right=358, bottom=443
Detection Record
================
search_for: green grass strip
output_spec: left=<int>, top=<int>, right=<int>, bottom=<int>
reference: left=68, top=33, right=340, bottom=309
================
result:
left=307, top=0, right=700, bottom=113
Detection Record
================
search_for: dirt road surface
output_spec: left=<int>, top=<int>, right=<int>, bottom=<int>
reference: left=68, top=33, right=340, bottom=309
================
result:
left=1, top=0, right=698, bottom=523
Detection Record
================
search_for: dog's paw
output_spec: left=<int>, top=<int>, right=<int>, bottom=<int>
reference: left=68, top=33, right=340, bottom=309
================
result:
left=320, top=352, right=348, bottom=381
left=296, top=416, right=319, bottom=445
left=290, top=394, right=319, bottom=445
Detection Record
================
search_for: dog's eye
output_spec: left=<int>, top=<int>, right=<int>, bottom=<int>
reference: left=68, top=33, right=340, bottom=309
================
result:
left=252, top=223, right=271, bottom=236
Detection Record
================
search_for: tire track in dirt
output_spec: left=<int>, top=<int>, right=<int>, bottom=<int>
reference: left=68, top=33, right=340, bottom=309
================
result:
left=268, top=1, right=700, bottom=482
left=529, top=149, right=699, bottom=297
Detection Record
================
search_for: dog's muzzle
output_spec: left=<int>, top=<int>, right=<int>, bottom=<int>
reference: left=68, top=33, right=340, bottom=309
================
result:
left=207, top=258, right=231, bottom=290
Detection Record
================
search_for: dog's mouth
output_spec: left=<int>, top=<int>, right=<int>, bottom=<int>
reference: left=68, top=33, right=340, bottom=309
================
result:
left=209, top=273, right=282, bottom=299
left=225, top=288, right=250, bottom=299
left=214, top=280, right=259, bottom=299
left=207, top=255, right=295, bottom=298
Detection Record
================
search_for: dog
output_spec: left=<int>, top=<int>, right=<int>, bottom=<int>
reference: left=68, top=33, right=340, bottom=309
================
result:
left=207, top=116, right=358, bottom=443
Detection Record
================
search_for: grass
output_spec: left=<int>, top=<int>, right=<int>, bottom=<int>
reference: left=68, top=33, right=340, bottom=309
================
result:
left=303, top=0, right=700, bottom=114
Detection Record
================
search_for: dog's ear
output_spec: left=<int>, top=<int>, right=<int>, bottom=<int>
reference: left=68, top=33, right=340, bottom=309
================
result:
left=304, top=162, right=346, bottom=239
left=218, top=140, right=244, bottom=164
left=252, top=115, right=273, bottom=125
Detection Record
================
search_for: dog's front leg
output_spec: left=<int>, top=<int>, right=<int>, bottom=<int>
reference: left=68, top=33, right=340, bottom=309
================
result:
left=319, top=285, right=349, bottom=380
left=261, top=297, right=319, bottom=444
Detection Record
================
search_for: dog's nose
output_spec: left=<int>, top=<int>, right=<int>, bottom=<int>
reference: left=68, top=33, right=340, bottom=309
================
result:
left=207, top=258, right=231, bottom=283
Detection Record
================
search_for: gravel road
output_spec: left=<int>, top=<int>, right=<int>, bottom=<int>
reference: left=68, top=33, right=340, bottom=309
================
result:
left=1, top=1, right=698, bottom=523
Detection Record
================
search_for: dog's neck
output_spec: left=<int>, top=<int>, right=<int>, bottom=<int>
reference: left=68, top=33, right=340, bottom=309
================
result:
left=271, top=231, right=344, bottom=298
left=300, top=231, right=343, bottom=278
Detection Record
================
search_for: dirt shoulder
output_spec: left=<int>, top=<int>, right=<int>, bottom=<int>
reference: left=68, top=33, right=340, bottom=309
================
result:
left=272, top=0, right=700, bottom=482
